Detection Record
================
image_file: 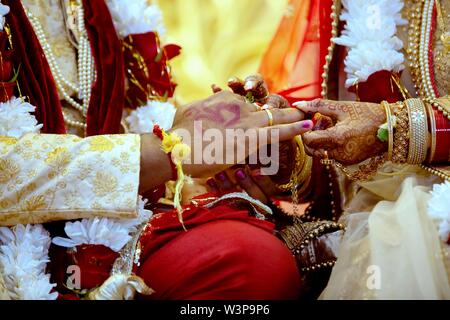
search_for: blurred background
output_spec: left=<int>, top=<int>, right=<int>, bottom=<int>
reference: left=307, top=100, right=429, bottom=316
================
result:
left=157, top=0, right=290, bottom=104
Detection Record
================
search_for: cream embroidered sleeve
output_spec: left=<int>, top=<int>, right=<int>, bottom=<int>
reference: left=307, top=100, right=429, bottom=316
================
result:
left=0, top=133, right=141, bottom=226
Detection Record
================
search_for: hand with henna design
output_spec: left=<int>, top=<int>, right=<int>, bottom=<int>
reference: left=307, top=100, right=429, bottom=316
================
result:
left=293, top=99, right=387, bottom=165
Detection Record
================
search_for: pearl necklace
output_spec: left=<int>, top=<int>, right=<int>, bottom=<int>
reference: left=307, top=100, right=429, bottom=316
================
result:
left=23, top=0, right=96, bottom=129
left=407, top=0, right=450, bottom=120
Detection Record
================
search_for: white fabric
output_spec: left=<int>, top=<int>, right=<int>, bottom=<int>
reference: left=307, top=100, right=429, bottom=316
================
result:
left=321, top=177, right=450, bottom=299
left=0, top=133, right=141, bottom=226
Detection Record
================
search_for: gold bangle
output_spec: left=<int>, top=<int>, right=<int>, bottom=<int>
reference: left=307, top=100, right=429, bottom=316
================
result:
left=425, top=101, right=436, bottom=163
left=391, top=102, right=409, bottom=164
left=405, top=98, right=428, bottom=164
left=381, top=101, right=394, bottom=161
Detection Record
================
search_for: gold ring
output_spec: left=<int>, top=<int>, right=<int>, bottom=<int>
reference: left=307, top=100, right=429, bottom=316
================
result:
left=264, top=108, right=274, bottom=126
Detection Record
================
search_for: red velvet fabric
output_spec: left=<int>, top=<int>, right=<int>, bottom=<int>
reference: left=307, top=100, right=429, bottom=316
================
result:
left=348, top=70, right=404, bottom=103
left=4, top=0, right=66, bottom=134
left=136, top=201, right=301, bottom=300
left=83, top=0, right=125, bottom=136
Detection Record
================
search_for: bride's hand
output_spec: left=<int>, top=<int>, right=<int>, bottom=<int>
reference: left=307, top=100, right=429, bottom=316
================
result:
left=293, top=99, right=387, bottom=165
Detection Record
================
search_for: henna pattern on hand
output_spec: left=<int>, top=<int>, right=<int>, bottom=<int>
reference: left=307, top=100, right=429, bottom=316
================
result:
left=304, top=101, right=387, bottom=165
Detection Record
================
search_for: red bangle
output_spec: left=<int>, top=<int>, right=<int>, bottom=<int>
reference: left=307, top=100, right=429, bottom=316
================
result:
left=153, top=125, right=178, bottom=181
left=432, top=109, right=450, bottom=163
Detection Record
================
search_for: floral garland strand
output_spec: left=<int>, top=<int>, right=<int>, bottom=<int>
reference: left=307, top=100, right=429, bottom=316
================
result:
left=428, top=181, right=450, bottom=244
left=105, top=0, right=166, bottom=39
left=333, top=0, right=407, bottom=87
left=0, top=224, right=57, bottom=300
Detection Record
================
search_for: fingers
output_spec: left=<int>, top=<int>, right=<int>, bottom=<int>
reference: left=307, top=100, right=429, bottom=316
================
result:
left=259, top=120, right=314, bottom=143
left=234, top=168, right=268, bottom=203
left=206, top=178, right=220, bottom=193
left=263, top=94, right=290, bottom=109
left=253, top=107, right=305, bottom=127
left=293, top=99, right=346, bottom=121
left=302, top=127, right=342, bottom=150
left=249, top=169, right=278, bottom=196
left=214, top=171, right=235, bottom=191
left=303, top=144, right=328, bottom=158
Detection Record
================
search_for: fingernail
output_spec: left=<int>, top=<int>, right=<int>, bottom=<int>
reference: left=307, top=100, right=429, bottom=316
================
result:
left=302, top=120, right=313, bottom=129
left=293, top=101, right=308, bottom=107
left=206, top=178, right=218, bottom=189
left=251, top=169, right=264, bottom=180
left=235, top=169, right=247, bottom=181
left=216, top=172, right=227, bottom=181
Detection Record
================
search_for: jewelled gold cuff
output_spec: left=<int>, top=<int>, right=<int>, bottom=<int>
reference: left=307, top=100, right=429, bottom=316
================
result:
left=406, top=98, right=428, bottom=164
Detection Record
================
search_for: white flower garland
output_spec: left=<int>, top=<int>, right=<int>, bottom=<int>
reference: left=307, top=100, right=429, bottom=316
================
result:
left=333, top=0, right=407, bottom=87
left=105, top=0, right=166, bottom=38
left=52, top=197, right=152, bottom=252
left=0, top=224, right=57, bottom=300
left=126, top=101, right=176, bottom=133
left=428, top=181, right=450, bottom=243
left=0, top=95, right=55, bottom=300
left=0, top=3, right=9, bottom=32
left=0, top=97, right=43, bottom=138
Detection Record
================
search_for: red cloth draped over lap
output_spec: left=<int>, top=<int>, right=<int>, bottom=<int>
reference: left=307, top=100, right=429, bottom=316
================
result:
left=50, top=196, right=301, bottom=300
left=136, top=199, right=301, bottom=300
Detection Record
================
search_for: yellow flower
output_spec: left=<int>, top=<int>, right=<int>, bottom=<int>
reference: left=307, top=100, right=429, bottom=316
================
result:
left=92, top=171, right=118, bottom=196
left=89, top=136, right=114, bottom=152
left=22, top=195, right=47, bottom=211
left=171, top=143, right=191, bottom=164
left=161, top=132, right=182, bottom=154
left=0, top=158, right=20, bottom=183
left=0, top=136, right=18, bottom=145
left=45, top=147, right=71, bottom=168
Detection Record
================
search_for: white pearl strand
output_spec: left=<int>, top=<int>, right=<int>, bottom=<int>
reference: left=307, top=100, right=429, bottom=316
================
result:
left=419, top=0, right=438, bottom=99
left=23, top=1, right=95, bottom=128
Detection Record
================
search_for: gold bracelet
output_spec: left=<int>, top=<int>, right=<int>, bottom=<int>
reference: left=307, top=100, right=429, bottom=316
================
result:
left=381, top=101, right=394, bottom=161
left=425, top=101, right=436, bottom=163
left=391, top=102, right=409, bottom=164
left=405, top=98, right=428, bottom=164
